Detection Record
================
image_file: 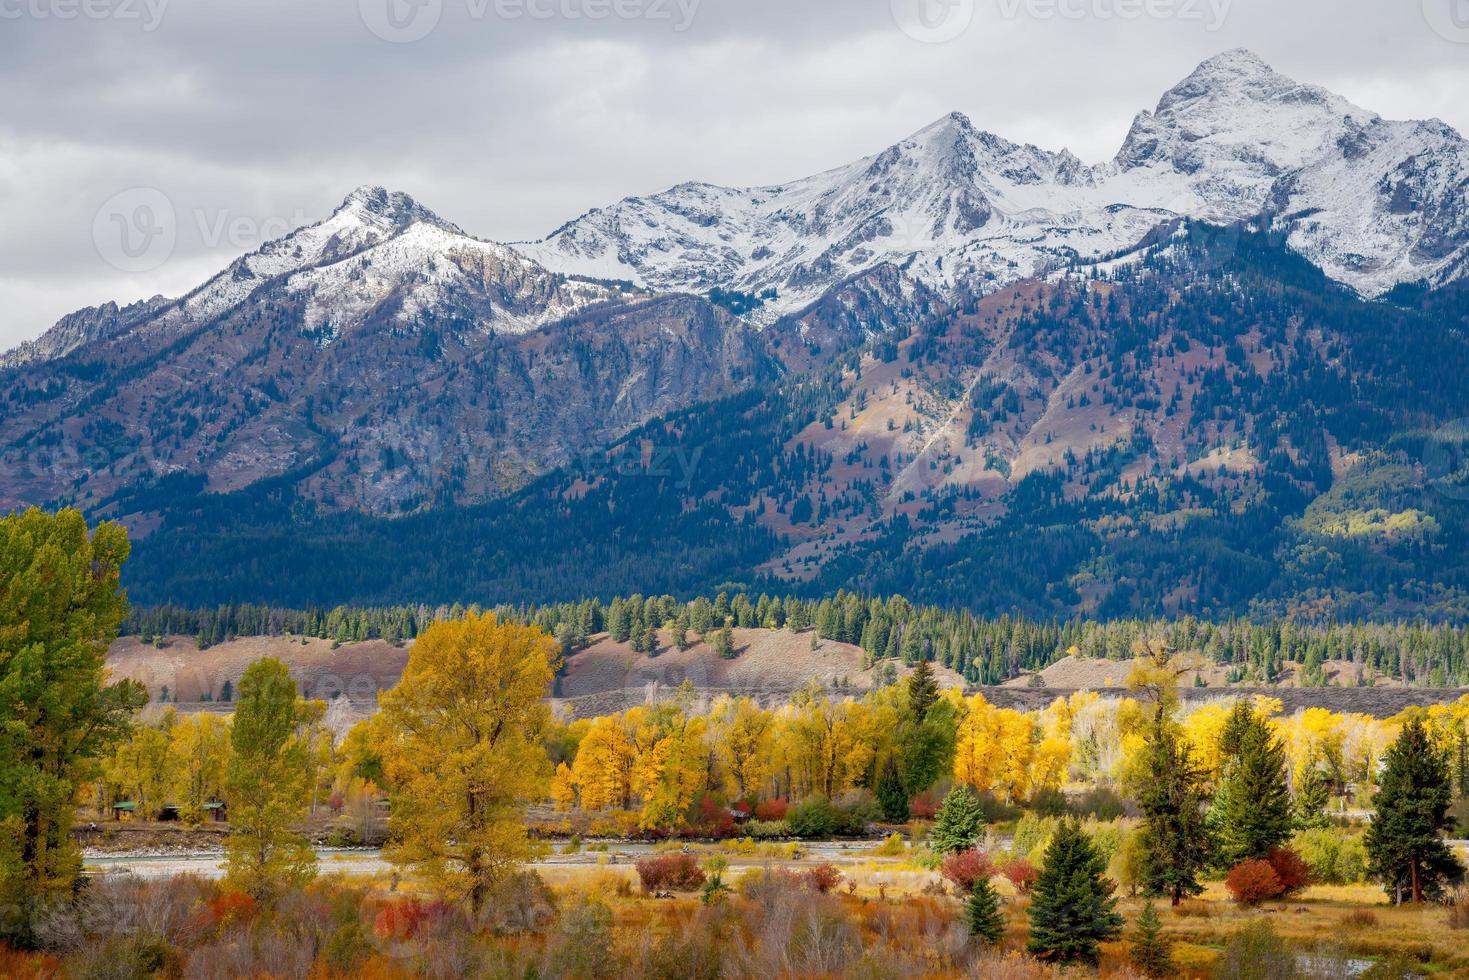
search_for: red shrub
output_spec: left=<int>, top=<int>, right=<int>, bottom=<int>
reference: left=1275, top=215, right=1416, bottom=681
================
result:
left=635, top=853, right=707, bottom=892
left=755, top=797, right=789, bottom=821
left=909, top=790, right=941, bottom=820
left=1265, top=846, right=1312, bottom=897
left=999, top=857, right=1037, bottom=894
left=940, top=849, right=997, bottom=894
left=693, top=795, right=736, bottom=838
left=1226, top=859, right=1284, bottom=906
left=374, top=899, right=449, bottom=941
left=205, top=891, right=258, bottom=926
left=804, top=863, right=844, bottom=894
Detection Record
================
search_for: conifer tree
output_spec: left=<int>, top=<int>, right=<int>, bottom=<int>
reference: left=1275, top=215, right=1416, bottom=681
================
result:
left=1365, top=716, right=1465, bottom=903
left=1129, top=900, right=1173, bottom=978
left=1294, top=764, right=1332, bottom=829
left=907, top=658, right=939, bottom=720
left=1135, top=713, right=1212, bottom=905
left=965, top=876, right=1006, bottom=946
left=876, top=757, right=909, bottom=823
left=1025, top=819, right=1124, bottom=964
left=1211, top=703, right=1292, bottom=866
left=929, top=784, right=985, bottom=855
left=712, top=621, right=735, bottom=660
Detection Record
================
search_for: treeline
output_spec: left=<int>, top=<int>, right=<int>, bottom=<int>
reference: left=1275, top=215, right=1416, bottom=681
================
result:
left=127, top=591, right=1469, bottom=687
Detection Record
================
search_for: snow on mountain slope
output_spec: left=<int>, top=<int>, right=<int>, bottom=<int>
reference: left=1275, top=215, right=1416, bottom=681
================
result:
left=521, top=49, right=1469, bottom=312
left=6, top=186, right=623, bottom=370
left=8, top=50, right=1468, bottom=372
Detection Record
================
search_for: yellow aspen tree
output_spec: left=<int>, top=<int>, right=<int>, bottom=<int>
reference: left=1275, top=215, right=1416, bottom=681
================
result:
left=377, top=613, right=556, bottom=916
left=551, top=762, right=578, bottom=812
left=572, top=715, right=637, bottom=811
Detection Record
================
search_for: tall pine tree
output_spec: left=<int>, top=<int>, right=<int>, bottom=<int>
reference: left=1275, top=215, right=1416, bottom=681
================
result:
left=907, top=658, right=939, bottom=720
left=1135, top=713, right=1213, bottom=905
left=1211, top=701, right=1292, bottom=867
left=1365, top=716, right=1465, bottom=903
left=1026, top=819, right=1124, bottom=965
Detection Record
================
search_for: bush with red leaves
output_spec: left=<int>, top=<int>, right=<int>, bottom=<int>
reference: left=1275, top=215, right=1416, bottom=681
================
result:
left=205, top=891, right=257, bottom=926
left=635, top=853, right=707, bottom=893
left=374, top=899, right=449, bottom=942
left=940, top=849, right=996, bottom=894
left=909, top=790, right=941, bottom=820
left=1265, top=846, right=1312, bottom=897
left=755, top=797, right=789, bottom=821
left=1226, top=859, right=1284, bottom=906
left=804, top=863, right=844, bottom=894
left=998, top=857, right=1037, bottom=894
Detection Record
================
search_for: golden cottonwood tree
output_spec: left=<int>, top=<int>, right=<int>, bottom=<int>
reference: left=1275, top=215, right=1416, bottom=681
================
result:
left=106, top=708, right=178, bottom=819
left=711, top=696, right=772, bottom=799
left=377, top=613, right=555, bottom=915
left=572, top=715, right=637, bottom=810
left=170, top=712, right=231, bottom=823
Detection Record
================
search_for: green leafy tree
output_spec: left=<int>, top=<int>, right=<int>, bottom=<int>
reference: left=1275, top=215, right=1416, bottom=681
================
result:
left=1365, top=716, right=1465, bottom=903
left=1211, top=703, right=1293, bottom=866
left=964, top=876, right=1005, bottom=946
left=1025, top=819, right=1124, bottom=964
left=1135, top=713, right=1213, bottom=905
left=929, top=784, right=985, bottom=855
left=0, top=509, right=146, bottom=946
left=224, top=657, right=317, bottom=900
left=1129, top=900, right=1173, bottom=978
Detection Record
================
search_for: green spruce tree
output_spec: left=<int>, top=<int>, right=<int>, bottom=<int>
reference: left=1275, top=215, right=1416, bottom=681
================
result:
left=1135, top=713, right=1213, bottom=905
left=1294, top=764, right=1332, bottom=830
left=929, top=784, right=985, bottom=855
left=1211, top=702, right=1293, bottom=866
left=1365, top=716, right=1465, bottom=903
left=876, top=757, right=909, bottom=823
left=1025, top=819, right=1124, bottom=965
left=1129, top=900, right=1173, bottom=978
left=965, top=876, right=1006, bottom=946
left=907, top=658, right=939, bottom=720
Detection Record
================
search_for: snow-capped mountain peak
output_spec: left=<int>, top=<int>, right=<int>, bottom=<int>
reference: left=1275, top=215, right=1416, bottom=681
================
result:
left=520, top=50, right=1469, bottom=311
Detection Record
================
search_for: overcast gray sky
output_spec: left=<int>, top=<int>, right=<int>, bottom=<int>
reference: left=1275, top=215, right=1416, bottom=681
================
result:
left=2, top=0, right=1467, bottom=351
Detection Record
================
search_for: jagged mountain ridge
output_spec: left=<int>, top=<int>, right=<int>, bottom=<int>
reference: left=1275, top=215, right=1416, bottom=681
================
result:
left=2, top=50, right=1469, bottom=532
left=522, top=50, right=1469, bottom=311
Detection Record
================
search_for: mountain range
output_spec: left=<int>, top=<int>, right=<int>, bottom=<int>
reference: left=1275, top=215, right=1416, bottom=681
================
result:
left=4, top=50, right=1469, bottom=620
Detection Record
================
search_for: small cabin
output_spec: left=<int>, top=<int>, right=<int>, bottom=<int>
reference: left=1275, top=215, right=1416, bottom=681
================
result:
left=112, top=801, right=136, bottom=822
left=204, top=800, right=228, bottom=823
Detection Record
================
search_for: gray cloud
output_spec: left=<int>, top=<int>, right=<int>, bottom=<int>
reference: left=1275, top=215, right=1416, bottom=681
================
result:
left=2, top=0, right=1467, bottom=350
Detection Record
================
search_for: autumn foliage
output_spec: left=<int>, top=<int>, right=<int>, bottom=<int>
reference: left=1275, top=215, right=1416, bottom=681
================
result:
left=1225, top=859, right=1283, bottom=905
left=940, top=849, right=997, bottom=894
left=634, top=853, right=707, bottom=892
